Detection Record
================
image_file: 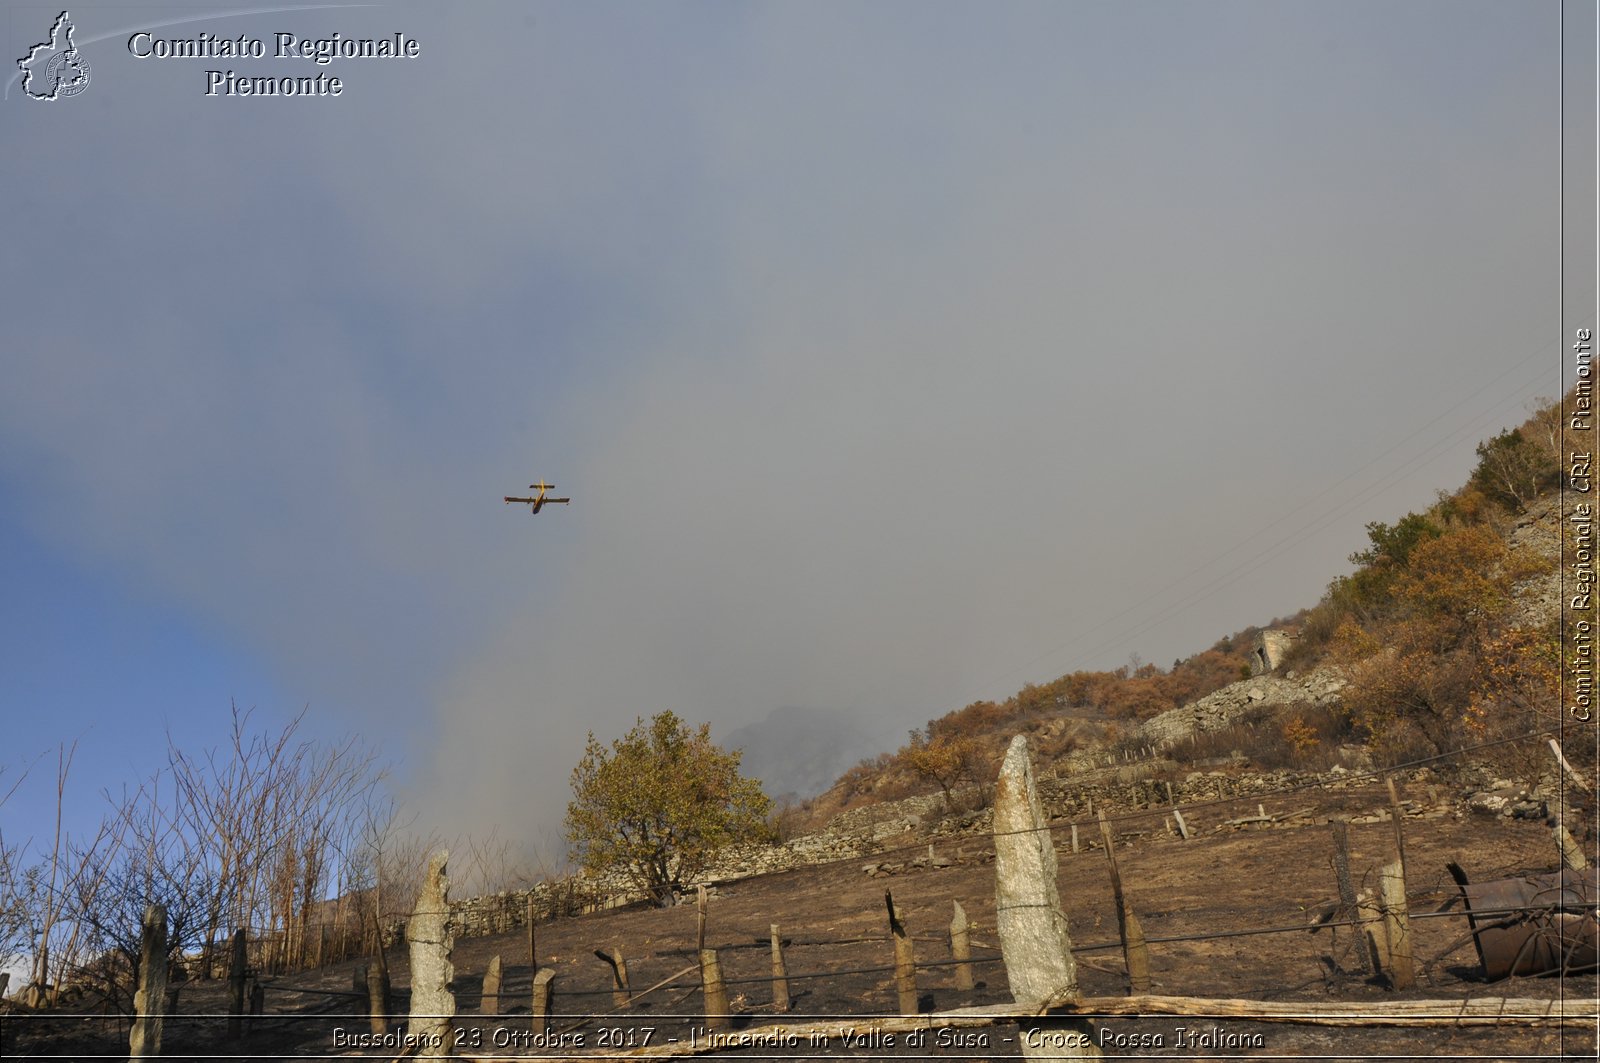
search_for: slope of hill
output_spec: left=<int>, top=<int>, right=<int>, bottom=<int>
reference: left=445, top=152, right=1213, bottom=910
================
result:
left=794, top=395, right=1579, bottom=834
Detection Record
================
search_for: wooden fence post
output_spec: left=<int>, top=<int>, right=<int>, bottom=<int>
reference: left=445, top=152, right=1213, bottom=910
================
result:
left=1172, top=807, right=1191, bottom=841
left=1331, top=819, right=1369, bottom=973
left=1097, top=810, right=1150, bottom=994
left=368, top=913, right=392, bottom=1038
left=769, top=924, right=790, bottom=1011
left=993, top=735, right=1102, bottom=1058
left=949, top=901, right=974, bottom=992
left=699, top=948, right=730, bottom=1031
left=1070, top=823, right=1080, bottom=853
left=696, top=885, right=708, bottom=952
left=129, top=903, right=169, bottom=1059
left=164, top=983, right=181, bottom=1025
left=227, top=927, right=248, bottom=1040
left=247, top=982, right=263, bottom=1035
left=695, top=882, right=729, bottom=1029
left=1549, top=738, right=1593, bottom=793
left=885, top=891, right=918, bottom=1014
left=597, top=947, right=630, bottom=1010
left=482, top=954, right=503, bottom=1017
left=1357, top=888, right=1385, bottom=975
left=1385, top=777, right=1408, bottom=872
left=531, top=968, right=555, bottom=1027
left=1378, top=860, right=1414, bottom=990
left=527, top=895, right=538, bottom=967
left=1556, top=824, right=1589, bottom=871
left=1330, top=821, right=1371, bottom=975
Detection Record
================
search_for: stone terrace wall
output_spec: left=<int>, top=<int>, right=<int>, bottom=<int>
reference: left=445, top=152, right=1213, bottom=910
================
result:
left=409, top=749, right=1559, bottom=947
left=1137, top=667, right=1345, bottom=747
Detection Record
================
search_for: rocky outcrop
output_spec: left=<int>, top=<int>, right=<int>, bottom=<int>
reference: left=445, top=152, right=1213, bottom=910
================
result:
left=1137, top=667, right=1346, bottom=747
left=1508, top=495, right=1561, bottom=628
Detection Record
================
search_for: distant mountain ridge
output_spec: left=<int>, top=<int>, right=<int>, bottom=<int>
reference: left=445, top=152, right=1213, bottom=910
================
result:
left=724, top=705, right=876, bottom=801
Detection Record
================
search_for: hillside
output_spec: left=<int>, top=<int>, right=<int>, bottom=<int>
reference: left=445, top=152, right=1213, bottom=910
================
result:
left=5, top=399, right=1591, bottom=1063
left=8, top=749, right=1591, bottom=1061
left=791, top=395, right=1579, bottom=833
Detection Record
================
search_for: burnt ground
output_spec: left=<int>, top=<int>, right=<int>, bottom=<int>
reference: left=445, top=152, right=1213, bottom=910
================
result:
left=3, top=779, right=1596, bottom=1061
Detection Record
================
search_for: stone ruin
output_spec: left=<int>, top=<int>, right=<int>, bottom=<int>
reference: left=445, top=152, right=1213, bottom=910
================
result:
left=1249, top=628, right=1298, bottom=675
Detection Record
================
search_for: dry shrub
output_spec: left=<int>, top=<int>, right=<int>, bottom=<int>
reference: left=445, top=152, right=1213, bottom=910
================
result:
left=768, top=796, right=811, bottom=845
left=1169, top=705, right=1353, bottom=771
left=931, top=700, right=1010, bottom=740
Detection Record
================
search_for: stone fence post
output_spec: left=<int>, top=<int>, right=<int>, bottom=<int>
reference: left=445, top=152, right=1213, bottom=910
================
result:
left=993, top=735, right=1101, bottom=1058
left=129, top=904, right=169, bottom=1058
left=406, top=851, right=456, bottom=1048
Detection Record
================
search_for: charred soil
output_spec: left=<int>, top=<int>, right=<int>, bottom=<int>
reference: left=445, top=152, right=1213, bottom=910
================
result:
left=4, top=777, right=1595, bottom=1060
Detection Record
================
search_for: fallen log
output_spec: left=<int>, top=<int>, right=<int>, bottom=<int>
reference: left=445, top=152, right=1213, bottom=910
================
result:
left=1223, top=815, right=1274, bottom=827
left=1044, top=993, right=1595, bottom=1028
left=458, top=994, right=1596, bottom=1061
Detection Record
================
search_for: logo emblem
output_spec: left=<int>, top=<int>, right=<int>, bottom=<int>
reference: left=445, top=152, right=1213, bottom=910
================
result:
left=18, top=11, right=91, bottom=100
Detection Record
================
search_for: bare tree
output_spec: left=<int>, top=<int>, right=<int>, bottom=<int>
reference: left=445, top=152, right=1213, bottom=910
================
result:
left=47, top=707, right=391, bottom=1011
left=15, top=743, right=114, bottom=1002
left=26, top=744, right=74, bottom=995
left=65, top=774, right=213, bottom=1013
left=1471, top=426, right=1559, bottom=512
left=157, top=706, right=385, bottom=974
left=0, top=761, right=34, bottom=976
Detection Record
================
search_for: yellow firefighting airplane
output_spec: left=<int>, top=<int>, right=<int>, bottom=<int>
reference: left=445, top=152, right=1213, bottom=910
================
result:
left=504, top=480, right=571, bottom=514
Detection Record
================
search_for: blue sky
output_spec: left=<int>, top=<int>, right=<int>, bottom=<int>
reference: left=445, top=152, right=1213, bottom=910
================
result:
left=1, top=0, right=1591, bottom=870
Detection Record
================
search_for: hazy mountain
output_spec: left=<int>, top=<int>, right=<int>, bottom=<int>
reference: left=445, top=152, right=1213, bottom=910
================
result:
left=724, top=706, right=881, bottom=802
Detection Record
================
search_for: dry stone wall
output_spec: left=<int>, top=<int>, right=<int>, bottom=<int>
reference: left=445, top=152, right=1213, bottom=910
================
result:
left=403, top=665, right=1581, bottom=947
left=412, top=751, right=1561, bottom=947
left=1137, top=667, right=1346, bottom=747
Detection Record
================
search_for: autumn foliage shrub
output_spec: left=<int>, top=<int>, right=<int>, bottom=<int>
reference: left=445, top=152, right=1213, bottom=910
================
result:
left=1325, top=514, right=1550, bottom=764
left=1169, top=704, right=1352, bottom=771
left=565, top=711, right=772, bottom=906
left=900, top=729, right=985, bottom=808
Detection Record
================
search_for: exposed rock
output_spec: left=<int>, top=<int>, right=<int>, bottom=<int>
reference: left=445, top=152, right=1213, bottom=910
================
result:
left=1511, top=798, right=1549, bottom=820
left=1250, top=629, right=1298, bottom=675
left=1467, top=789, right=1520, bottom=816
left=1138, top=667, right=1346, bottom=747
left=1508, top=496, right=1561, bottom=628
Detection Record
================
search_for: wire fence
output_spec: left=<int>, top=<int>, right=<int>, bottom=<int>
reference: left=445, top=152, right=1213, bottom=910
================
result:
left=8, top=726, right=1592, bottom=1063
